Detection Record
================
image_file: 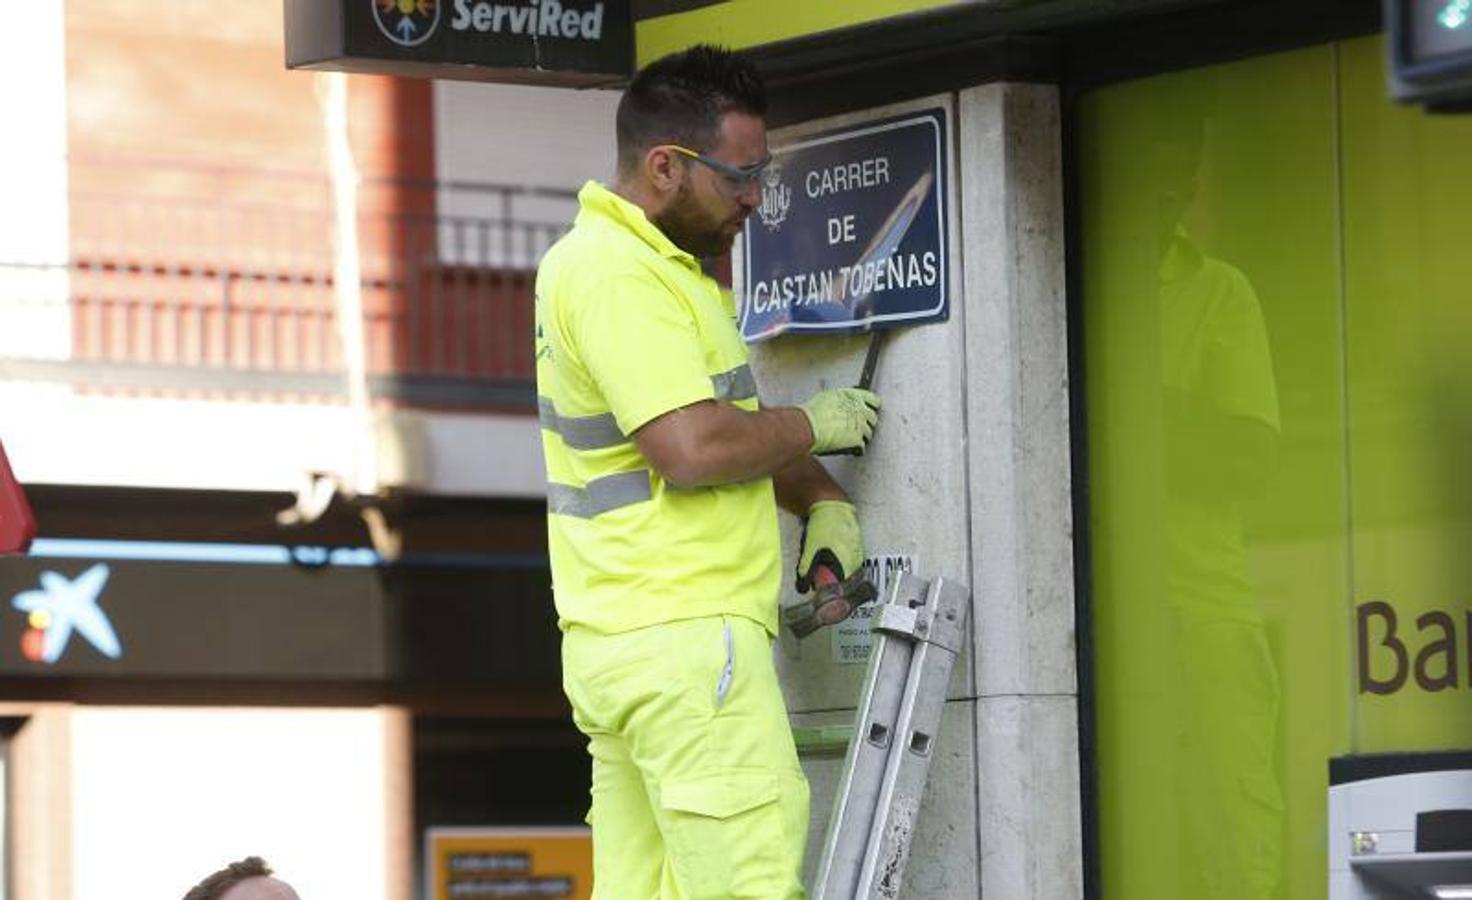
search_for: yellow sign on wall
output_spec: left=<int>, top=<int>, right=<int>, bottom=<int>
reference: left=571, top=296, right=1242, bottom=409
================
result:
left=425, top=827, right=592, bottom=900
left=635, top=0, right=956, bottom=65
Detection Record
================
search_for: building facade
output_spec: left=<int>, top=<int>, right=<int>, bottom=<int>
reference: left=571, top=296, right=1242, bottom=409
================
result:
left=627, top=1, right=1469, bottom=898
left=6, top=1, right=1471, bottom=898
left=0, top=2, right=618, bottom=898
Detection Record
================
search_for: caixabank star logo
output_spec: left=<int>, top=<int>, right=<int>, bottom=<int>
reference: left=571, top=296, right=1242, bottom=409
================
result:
left=11, top=564, right=123, bottom=665
left=374, top=0, right=442, bottom=48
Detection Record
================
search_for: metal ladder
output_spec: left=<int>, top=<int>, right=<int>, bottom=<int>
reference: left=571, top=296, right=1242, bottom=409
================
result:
left=810, top=571, right=971, bottom=899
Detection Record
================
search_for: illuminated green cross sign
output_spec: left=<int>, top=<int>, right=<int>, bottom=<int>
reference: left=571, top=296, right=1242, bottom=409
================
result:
left=1442, top=0, right=1471, bottom=31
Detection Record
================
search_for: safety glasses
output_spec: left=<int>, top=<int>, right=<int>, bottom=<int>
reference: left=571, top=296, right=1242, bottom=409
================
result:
left=663, top=145, right=772, bottom=191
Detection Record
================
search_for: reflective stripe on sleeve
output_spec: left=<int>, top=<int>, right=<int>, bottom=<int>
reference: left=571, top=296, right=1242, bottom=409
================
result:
left=540, top=365, right=754, bottom=451
left=547, top=470, right=653, bottom=519
left=539, top=396, right=627, bottom=451
left=711, top=364, right=757, bottom=403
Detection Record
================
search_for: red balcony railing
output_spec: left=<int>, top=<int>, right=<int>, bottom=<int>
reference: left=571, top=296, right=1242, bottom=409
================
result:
left=0, top=166, right=575, bottom=412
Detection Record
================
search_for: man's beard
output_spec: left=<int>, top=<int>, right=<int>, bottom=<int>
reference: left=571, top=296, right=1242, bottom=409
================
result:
left=651, top=182, right=732, bottom=259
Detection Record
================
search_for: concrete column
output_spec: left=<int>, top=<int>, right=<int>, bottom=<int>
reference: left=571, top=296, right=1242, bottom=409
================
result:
left=6, top=704, right=75, bottom=900
left=960, top=82, right=1082, bottom=900
left=745, top=82, right=1079, bottom=899
left=381, top=705, right=415, bottom=900
left=745, top=92, right=978, bottom=897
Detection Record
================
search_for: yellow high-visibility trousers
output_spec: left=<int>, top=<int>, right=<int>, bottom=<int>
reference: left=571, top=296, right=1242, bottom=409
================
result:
left=562, top=614, right=810, bottom=900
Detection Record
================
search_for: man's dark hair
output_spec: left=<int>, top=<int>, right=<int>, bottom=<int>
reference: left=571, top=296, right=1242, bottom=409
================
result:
left=616, top=44, right=767, bottom=173
left=183, top=856, right=273, bottom=900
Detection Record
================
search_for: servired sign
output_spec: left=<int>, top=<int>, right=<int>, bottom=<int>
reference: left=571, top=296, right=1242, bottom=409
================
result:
left=285, top=0, right=633, bottom=86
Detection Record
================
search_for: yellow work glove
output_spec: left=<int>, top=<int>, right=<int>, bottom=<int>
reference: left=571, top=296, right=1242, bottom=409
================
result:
left=798, top=388, right=881, bottom=455
left=795, top=500, right=864, bottom=592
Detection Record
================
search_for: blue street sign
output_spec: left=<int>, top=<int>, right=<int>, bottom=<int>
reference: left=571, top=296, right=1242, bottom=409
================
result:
left=740, top=108, right=950, bottom=342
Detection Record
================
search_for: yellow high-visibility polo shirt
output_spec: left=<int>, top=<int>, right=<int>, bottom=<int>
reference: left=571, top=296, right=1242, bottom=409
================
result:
left=534, top=181, right=780, bottom=636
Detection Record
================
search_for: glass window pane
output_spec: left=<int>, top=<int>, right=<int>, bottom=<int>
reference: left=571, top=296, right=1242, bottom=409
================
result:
left=1079, top=45, right=1347, bottom=900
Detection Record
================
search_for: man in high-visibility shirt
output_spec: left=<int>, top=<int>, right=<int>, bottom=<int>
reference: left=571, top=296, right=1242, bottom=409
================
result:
left=535, top=44, right=881, bottom=900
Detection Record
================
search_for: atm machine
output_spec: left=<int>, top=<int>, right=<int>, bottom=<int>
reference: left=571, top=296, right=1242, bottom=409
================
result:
left=1330, top=752, right=1472, bottom=899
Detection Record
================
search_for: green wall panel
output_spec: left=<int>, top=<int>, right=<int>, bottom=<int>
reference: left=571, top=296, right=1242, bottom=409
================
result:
left=1083, top=33, right=1472, bottom=899
left=1339, top=35, right=1472, bottom=753
left=1081, top=45, right=1347, bottom=900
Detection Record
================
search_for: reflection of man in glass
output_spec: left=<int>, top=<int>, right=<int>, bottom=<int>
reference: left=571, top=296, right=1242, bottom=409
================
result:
left=1150, top=88, right=1286, bottom=900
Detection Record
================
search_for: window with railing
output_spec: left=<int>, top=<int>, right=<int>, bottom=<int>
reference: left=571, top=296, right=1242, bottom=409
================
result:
left=0, top=161, right=575, bottom=412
